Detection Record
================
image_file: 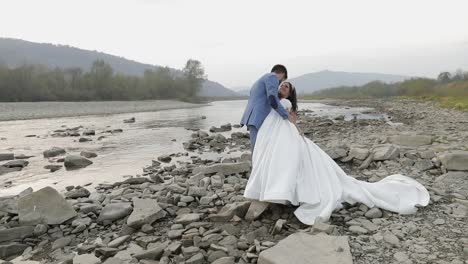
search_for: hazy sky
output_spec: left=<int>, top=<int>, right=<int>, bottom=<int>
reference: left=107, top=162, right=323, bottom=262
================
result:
left=2, top=0, right=468, bottom=88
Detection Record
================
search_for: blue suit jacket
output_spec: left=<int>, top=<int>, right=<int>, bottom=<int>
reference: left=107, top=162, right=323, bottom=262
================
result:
left=240, top=73, right=289, bottom=129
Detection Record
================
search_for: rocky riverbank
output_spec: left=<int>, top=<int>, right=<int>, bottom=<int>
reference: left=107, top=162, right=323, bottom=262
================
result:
left=0, top=98, right=467, bottom=264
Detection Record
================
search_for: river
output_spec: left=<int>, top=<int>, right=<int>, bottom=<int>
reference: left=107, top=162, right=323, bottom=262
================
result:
left=0, top=100, right=385, bottom=196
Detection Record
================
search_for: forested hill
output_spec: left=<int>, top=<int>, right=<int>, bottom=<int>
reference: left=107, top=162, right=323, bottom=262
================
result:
left=0, top=38, right=238, bottom=97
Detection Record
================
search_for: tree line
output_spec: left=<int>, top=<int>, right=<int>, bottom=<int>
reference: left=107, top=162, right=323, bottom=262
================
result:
left=0, top=59, right=206, bottom=102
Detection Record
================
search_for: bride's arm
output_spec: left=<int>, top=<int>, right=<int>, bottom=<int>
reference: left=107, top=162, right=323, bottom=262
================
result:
left=290, top=111, right=304, bottom=136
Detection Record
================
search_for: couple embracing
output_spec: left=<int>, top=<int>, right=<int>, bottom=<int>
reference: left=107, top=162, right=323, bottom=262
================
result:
left=240, top=65, right=430, bottom=225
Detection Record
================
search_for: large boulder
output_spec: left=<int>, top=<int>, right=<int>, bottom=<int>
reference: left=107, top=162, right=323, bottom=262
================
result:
left=258, top=233, right=352, bottom=264
left=98, top=203, right=133, bottom=222
left=193, top=162, right=251, bottom=176
left=438, top=151, right=468, bottom=171
left=127, top=199, right=167, bottom=228
left=17, top=187, right=77, bottom=225
left=372, top=144, right=400, bottom=161
left=388, top=134, right=432, bottom=147
left=64, top=155, right=93, bottom=170
left=43, top=147, right=66, bottom=158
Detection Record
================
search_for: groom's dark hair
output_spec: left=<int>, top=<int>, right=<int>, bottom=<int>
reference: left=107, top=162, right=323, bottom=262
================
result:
left=271, top=64, right=288, bottom=79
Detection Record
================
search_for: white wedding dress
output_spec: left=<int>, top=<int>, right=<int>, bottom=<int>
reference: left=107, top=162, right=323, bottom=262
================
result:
left=244, top=99, right=430, bottom=225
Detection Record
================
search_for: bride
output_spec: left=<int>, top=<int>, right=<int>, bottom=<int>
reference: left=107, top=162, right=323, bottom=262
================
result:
left=243, top=81, right=430, bottom=225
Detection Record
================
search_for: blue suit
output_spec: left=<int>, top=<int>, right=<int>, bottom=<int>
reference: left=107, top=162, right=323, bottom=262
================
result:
left=240, top=73, right=289, bottom=149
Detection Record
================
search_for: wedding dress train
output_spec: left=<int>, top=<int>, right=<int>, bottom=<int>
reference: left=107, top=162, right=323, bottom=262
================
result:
left=243, top=99, right=430, bottom=225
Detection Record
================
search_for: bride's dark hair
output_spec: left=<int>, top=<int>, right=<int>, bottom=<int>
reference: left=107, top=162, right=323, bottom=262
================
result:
left=279, top=82, right=298, bottom=113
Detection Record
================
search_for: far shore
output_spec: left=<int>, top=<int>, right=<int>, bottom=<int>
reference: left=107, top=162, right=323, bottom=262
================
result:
left=0, top=100, right=209, bottom=122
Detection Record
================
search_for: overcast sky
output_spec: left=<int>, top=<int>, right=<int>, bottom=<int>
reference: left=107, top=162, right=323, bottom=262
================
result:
left=2, top=0, right=468, bottom=88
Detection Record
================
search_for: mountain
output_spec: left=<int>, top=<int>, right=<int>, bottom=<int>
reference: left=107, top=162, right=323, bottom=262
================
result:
left=0, top=38, right=238, bottom=97
left=200, top=80, right=239, bottom=97
left=289, top=70, right=409, bottom=94
left=230, top=86, right=250, bottom=96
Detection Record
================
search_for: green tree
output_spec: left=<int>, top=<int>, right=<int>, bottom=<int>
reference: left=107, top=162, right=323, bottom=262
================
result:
left=437, top=72, right=452, bottom=83
left=182, top=59, right=206, bottom=98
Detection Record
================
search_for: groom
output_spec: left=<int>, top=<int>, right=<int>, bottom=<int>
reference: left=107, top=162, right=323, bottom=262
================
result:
left=240, top=64, right=290, bottom=150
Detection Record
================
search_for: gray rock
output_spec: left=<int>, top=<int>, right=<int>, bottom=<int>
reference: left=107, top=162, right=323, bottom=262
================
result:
left=3, top=159, right=29, bottom=168
left=245, top=201, right=269, bottom=221
left=434, top=171, right=468, bottom=196
left=365, top=208, right=383, bottom=218
left=414, top=159, right=434, bottom=171
left=18, top=186, right=77, bottom=225
left=258, top=233, right=352, bottom=264
left=388, top=134, right=432, bottom=147
left=0, top=153, right=14, bottom=161
left=127, top=198, right=166, bottom=228
left=0, top=226, right=34, bottom=242
left=72, top=217, right=92, bottom=226
left=82, top=129, right=95, bottom=136
left=157, top=155, right=172, bottom=163
left=212, top=257, right=235, bottom=264
left=345, top=146, right=370, bottom=160
left=64, top=155, right=93, bottom=170
left=102, top=257, right=125, bottom=264
left=73, top=253, right=101, bottom=264
left=393, top=251, right=409, bottom=262
left=33, top=224, right=48, bottom=236
left=167, top=229, right=183, bottom=239
left=187, top=187, right=207, bottom=197
left=80, top=203, right=102, bottom=214
left=108, top=235, right=130, bottom=248
left=44, top=164, right=62, bottom=172
left=383, top=232, right=400, bottom=247
left=210, top=123, right=232, bottom=133
left=211, top=175, right=224, bottom=188
left=174, top=213, right=202, bottom=225
left=349, top=225, right=368, bottom=234
left=134, top=241, right=169, bottom=260
left=438, top=151, right=468, bottom=171
left=0, top=166, right=21, bottom=175
left=52, top=236, right=73, bottom=250
left=98, top=203, right=133, bottom=222
left=43, top=147, right=66, bottom=158
left=123, top=117, right=136, bottom=123
left=0, top=198, right=18, bottom=214
left=209, top=201, right=251, bottom=222
left=186, top=252, right=205, bottom=264
left=65, top=187, right=90, bottom=198
left=0, top=243, right=29, bottom=259
left=193, top=162, right=251, bottom=176
left=373, top=144, right=400, bottom=161
left=80, top=151, right=98, bottom=158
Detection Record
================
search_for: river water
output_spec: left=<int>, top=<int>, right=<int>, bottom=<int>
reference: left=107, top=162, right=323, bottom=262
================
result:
left=0, top=100, right=384, bottom=196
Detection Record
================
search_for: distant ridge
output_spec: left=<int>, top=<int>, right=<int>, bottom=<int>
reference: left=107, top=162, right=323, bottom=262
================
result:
left=289, top=70, right=409, bottom=94
left=0, top=38, right=238, bottom=97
